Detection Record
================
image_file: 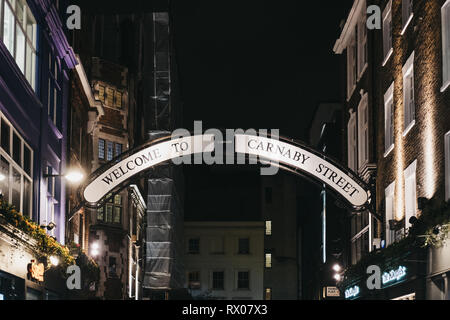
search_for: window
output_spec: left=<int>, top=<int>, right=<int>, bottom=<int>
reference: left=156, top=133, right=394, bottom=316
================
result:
left=265, top=288, right=272, bottom=300
left=350, top=211, right=370, bottom=264
left=106, top=87, right=114, bottom=106
left=96, top=193, right=122, bottom=224
left=401, top=0, right=413, bottom=35
left=188, top=271, right=200, bottom=289
left=238, top=238, right=250, bottom=254
left=1, top=0, right=37, bottom=89
left=106, top=141, right=114, bottom=161
left=115, top=143, right=122, bottom=157
left=212, top=271, right=224, bottom=290
left=347, top=111, right=357, bottom=171
left=402, top=52, right=415, bottom=135
left=114, top=91, right=122, bottom=108
left=237, top=271, right=250, bottom=290
left=188, top=238, right=200, bottom=254
left=265, top=253, right=272, bottom=268
left=357, top=94, right=369, bottom=169
left=445, top=131, right=450, bottom=201
left=357, top=13, right=368, bottom=77
left=98, top=85, right=105, bottom=102
left=98, top=139, right=105, bottom=160
left=384, top=82, right=395, bottom=156
left=265, top=221, right=272, bottom=236
left=0, top=114, right=33, bottom=218
left=382, top=0, right=393, bottom=65
left=347, top=30, right=357, bottom=99
left=442, top=0, right=450, bottom=91
left=385, top=181, right=396, bottom=246
left=108, top=256, right=117, bottom=277
left=404, top=160, right=417, bottom=230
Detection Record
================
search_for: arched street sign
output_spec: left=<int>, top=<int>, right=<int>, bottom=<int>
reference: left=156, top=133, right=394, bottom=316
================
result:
left=80, top=132, right=370, bottom=209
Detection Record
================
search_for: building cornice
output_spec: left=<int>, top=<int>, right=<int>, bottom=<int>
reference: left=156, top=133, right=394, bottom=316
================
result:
left=333, top=0, right=366, bottom=54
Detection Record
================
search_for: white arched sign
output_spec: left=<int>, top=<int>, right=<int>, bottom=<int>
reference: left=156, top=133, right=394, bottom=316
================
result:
left=82, top=134, right=369, bottom=208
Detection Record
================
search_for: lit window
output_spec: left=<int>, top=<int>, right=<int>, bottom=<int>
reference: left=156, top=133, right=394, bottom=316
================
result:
left=357, top=94, right=369, bottom=169
left=402, top=52, right=415, bottom=135
left=114, top=91, right=122, bottom=108
left=265, top=221, right=272, bottom=236
left=98, top=85, right=105, bottom=102
left=382, top=0, right=393, bottom=65
left=384, top=82, right=394, bottom=155
left=347, top=111, right=357, bottom=171
left=442, top=0, right=450, bottom=91
left=98, top=139, right=105, bottom=160
left=106, top=87, right=114, bottom=106
left=265, top=253, right=272, bottom=268
left=404, top=160, right=417, bottom=230
left=385, top=181, right=396, bottom=246
left=265, top=288, right=272, bottom=300
left=401, top=0, right=414, bottom=35
left=445, top=131, right=450, bottom=201
left=115, top=143, right=122, bottom=157
left=2, top=0, right=37, bottom=89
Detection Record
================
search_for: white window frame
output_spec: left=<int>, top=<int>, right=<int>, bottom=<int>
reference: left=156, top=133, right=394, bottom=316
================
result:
left=401, top=0, right=414, bottom=35
left=404, top=160, right=417, bottom=230
left=357, top=9, right=368, bottom=78
left=402, top=52, right=415, bottom=136
left=347, top=29, right=357, bottom=100
left=442, top=0, right=450, bottom=92
left=385, top=181, right=396, bottom=246
left=347, top=111, right=357, bottom=171
left=382, top=0, right=393, bottom=66
left=445, top=131, right=450, bottom=201
left=357, top=93, right=369, bottom=170
left=384, top=82, right=395, bottom=157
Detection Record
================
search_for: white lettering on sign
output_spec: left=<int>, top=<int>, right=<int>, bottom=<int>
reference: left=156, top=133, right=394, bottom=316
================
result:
left=83, top=135, right=214, bottom=203
left=235, top=134, right=369, bottom=207
left=382, top=266, right=407, bottom=285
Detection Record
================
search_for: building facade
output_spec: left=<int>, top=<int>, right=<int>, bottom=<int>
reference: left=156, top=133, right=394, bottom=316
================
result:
left=184, top=221, right=264, bottom=300
left=0, top=0, right=77, bottom=299
left=334, top=0, right=450, bottom=300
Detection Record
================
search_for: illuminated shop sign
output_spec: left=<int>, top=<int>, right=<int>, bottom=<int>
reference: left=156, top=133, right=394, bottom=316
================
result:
left=345, top=285, right=360, bottom=299
left=382, top=266, right=407, bottom=285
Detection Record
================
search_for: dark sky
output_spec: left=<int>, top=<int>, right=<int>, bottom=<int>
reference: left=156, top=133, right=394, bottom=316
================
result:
left=172, top=0, right=353, bottom=139
left=171, top=1, right=355, bottom=220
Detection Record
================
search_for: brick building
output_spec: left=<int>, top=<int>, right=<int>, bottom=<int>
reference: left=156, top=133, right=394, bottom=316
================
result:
left=334, top=0, right=450, bottom=299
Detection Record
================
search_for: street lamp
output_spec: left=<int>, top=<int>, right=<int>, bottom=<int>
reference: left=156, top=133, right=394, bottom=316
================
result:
left=91, top=242, right=100, bottom=257
left=334, top=273, right=341, bottom=281
left=333, top=264, right=341, bottom=272
left=49, top=255, right=59, bottom=266
left=44, top=169, right=85, bottom=184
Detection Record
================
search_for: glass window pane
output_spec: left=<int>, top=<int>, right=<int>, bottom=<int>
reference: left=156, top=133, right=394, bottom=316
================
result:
left=0, top=156, right=10, bottom=201
left=23, top=145, right=31, bottom=176
left=113, top=207, right=121, bottom=224
left=106, top=88, right=114, bottom=106
left=106, top=141, right=113, bottom=160
left=15, top=23, right=25, bottom=73
left=98, top=139, right=105, bottom=159
left=97, top=207, right=104, bottom=221
left=3, top=3, right=16, bottom=57
left=114, top=194, right=121, bottom=205
left=12, top=132, right=21, bottom=166
left=22, top=178, right=31, bottom=218
left=98, top=85, right=105, bottom=102
left=16, top=0, right=24, bottom=26
left=106, top=204, right=113, bottom=222
left=26, top=9, right=36, bottom=46
left=1, top=120, right=10, bottom=155
left=11, top=168, right=21, bottom=211
left=114, top=91, right=122, bottom=108
left=115, top=143, right=122, bottom=157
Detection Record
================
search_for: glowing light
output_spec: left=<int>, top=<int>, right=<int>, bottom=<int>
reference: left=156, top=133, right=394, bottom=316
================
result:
left=345, top=286, right=360, bottom=299
left=91, top=242, right=100, bottom=256
left=333, top=274, right=341, bottom=281
left=0, top=174, right=5, bottom=181
left=49, top=256, right=59, bottom=266
left=382, top=266, right=407, bottom=285
left=332, top=264, right=341, bottom=272
left=65, top=170, right=84, bottom=183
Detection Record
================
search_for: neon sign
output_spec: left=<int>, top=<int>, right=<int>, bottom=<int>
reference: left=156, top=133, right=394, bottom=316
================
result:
left=345, top=285, right=360, bottom=299
left=382, top=266, right=407, bottom=285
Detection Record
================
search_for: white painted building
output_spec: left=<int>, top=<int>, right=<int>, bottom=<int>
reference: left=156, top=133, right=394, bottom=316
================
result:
left=184, top=221, right=264, bottom=300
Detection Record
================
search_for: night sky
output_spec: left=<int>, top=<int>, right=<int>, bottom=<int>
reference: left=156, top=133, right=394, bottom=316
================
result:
left=171, top=1, right=355, bottom=220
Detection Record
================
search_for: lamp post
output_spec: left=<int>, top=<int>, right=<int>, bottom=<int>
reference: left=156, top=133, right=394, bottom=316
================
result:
left=44, top=169, right=85, bottom=184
